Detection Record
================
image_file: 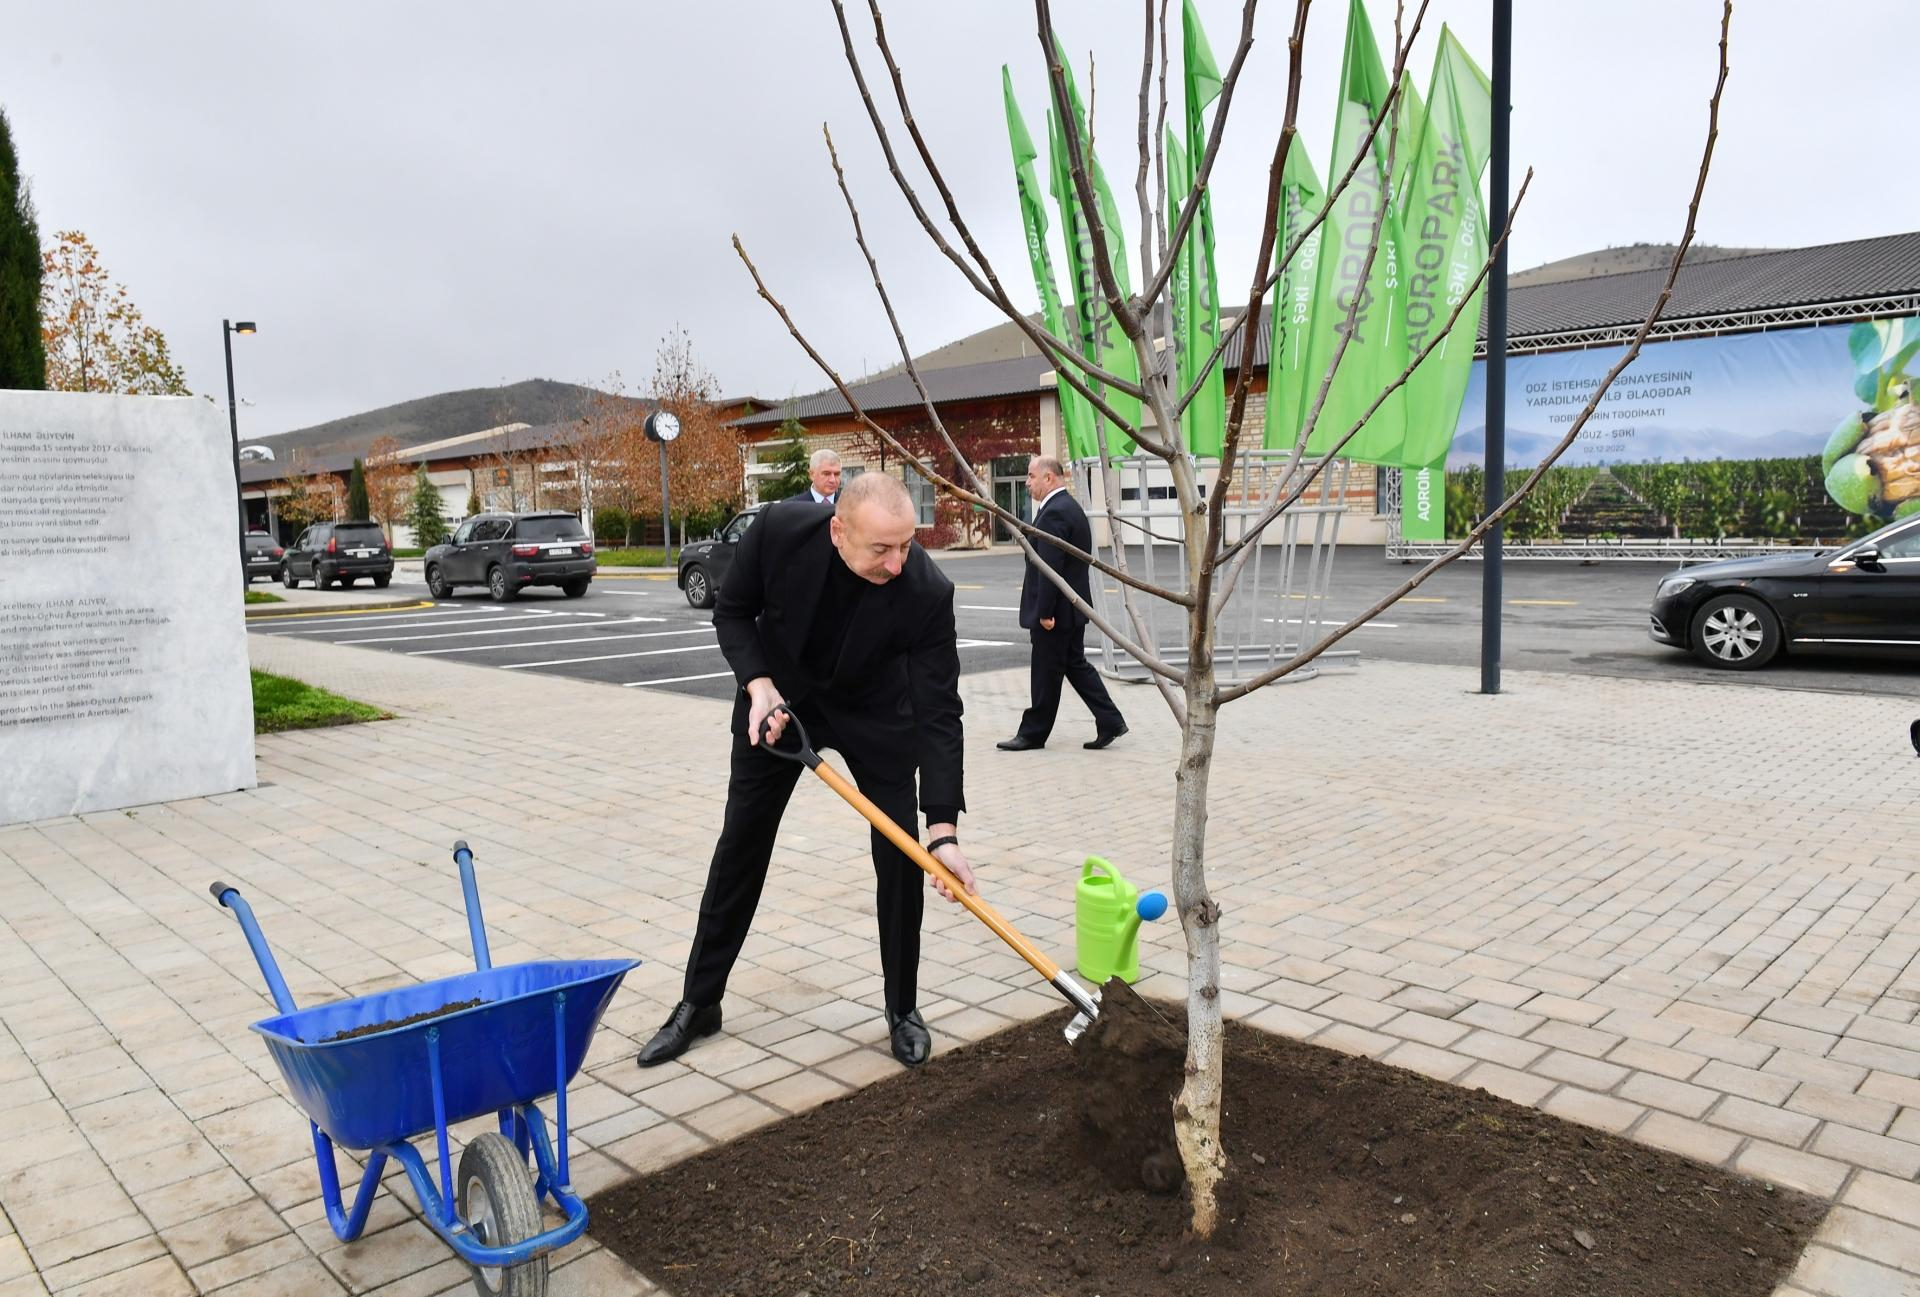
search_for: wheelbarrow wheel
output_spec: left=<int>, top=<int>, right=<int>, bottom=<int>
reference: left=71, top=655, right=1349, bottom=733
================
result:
left=458, top=1132, right=547, bottom=1297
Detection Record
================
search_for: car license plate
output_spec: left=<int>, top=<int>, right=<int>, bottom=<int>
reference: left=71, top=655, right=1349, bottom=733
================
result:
left=551, top=546, right=573, bottom=556
left=351, top=548, right=376, bottom=557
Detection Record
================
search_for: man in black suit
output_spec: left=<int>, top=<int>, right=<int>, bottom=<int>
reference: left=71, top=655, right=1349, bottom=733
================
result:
left=637, top=473, right=977, bottom=1069
left=998, top=456, right=1127, bottom=752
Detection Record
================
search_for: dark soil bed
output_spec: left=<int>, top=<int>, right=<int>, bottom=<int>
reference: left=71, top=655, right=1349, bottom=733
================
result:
left=590, top=989, right=1823, bottom=1296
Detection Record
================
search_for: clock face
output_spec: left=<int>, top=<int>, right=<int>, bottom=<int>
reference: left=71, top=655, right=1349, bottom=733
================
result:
left=649, top=411, right=682, bottom=443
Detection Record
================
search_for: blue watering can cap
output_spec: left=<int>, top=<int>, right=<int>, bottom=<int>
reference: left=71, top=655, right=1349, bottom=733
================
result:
left=1136, top=891, right=1168, bottom=921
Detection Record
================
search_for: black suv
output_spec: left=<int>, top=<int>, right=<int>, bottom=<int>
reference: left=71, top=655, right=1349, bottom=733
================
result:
left=423, top=511, right=596, bottom=601
left=282, top=521, right=394, bottom=589
left=677, top=504, right=767, bottom=608
left=243, top=531, right=284, bottom=585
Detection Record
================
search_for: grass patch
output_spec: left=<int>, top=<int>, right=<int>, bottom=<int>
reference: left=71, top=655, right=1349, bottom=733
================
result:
left=243, top=590, right=284, bottom=605
left=591, top=546, right=670, bottom=567
left=392, top=547, right=425, bottom=558
left=251, top=670, right=389, bottom=734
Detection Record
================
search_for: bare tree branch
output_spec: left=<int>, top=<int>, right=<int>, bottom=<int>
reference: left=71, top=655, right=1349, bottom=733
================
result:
left=733, top=229, right=1193, bottom=689
left=1171, top=1, right=1431, bottom=424
left=1131, top=0, right=1262, bottom=316
left=836, top=0, right=1151, bottom=419
left=1214, top=169, right=1536, bottom=602
left=1195, top=0, right=1312, bottom=604
left=1219, top=0, right=1732, bottom=704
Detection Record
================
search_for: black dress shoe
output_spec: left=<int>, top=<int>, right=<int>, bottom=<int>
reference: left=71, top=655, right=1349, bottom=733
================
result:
left=996, top=735, right=1044, bottom=751
left=886, top=1009, right=931, bottom=1067
left=1085, top=723, right=1129, bottom=750
left=636, top=1000, right=721, bottom=1067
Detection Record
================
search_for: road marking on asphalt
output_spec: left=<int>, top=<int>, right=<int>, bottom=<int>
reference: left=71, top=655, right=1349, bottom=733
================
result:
left=623, top=671, right=735, bottom=688
left=340, top=616, right=664, bottom=646
left=501, top=643, right=724, bottom=670
left=955, top=639, right=1014, bottom=649
left=954, top=583, right=985, bottom=590
left=245, top=601, right=436, bottom=623
left=1263, top=618, right=1401, bottom=629
left=596, top=573, right=675, bottom=581
left=1509, top=599, right=1578, bottom=606
left=957, top=604, right=1020, bottom=612
left=270, top=611, right=568, bottom=637
left=1402, top=596, right=1447, bottom=603
left=409, top=627, right=713, bottom=656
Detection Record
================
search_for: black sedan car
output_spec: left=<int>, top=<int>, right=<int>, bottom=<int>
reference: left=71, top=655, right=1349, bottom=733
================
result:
left=1649, top=514, right=1920, bottom=669
left=423, top=510, right=595, bottom=601
left=677, top=504, right=767, bottom=608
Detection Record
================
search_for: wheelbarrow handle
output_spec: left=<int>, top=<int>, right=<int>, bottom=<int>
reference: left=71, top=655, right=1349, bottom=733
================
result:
left=205, top=879, right=298, bottom=1014
left=756, top=703, right=820, bottom=769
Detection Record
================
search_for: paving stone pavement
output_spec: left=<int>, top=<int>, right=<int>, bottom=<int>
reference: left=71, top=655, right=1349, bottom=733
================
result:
left=1, top=633, right=1917, bottom=1295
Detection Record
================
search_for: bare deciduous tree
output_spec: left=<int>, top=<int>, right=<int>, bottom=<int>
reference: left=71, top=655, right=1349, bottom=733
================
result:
left=736, top=0, right=1731, bottom=1235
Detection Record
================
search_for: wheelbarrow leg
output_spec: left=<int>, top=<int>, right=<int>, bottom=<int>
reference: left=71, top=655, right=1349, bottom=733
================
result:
left=312, top=1125, right=387, bottom=1242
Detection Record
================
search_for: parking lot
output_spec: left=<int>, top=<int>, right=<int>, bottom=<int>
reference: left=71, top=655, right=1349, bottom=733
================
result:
left=248, top=550, right=1920, bottom=701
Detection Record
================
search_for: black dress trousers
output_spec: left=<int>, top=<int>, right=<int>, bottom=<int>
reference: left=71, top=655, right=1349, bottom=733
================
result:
left=682, top=715, right=925, bottom=1018
left=1017, top=622, right=1125, bottom=743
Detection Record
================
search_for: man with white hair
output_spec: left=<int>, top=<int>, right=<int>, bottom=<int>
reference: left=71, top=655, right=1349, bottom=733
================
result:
left=806, top=448, right=842, bottom=504
left=638, top=472, right=976, bottom=1070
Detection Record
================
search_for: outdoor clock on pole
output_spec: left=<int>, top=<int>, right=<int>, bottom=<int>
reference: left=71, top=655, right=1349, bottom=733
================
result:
left=645, top=410, right=679, bottom=560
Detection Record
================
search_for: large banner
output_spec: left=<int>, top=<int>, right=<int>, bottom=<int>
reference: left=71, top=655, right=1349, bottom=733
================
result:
left=1409, top=313, right=1920, bottom=545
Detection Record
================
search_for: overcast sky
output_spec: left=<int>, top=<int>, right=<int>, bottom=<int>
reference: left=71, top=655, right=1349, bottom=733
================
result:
left=3, top=1, right=1910, bottom=436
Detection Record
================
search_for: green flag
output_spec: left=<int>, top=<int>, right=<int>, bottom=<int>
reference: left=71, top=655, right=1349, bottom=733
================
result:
left=1047, top=42, right=1140, bottom=458
left=1397, top=26, right=1491, bottom=472
left=1262, top=139, right=1326, bottom=450
left=1179, top=0, right=1225, bottom=457
left=1005, top=68, right=1095, bottom=461
left=1301, top=0, right=1410, bottom=466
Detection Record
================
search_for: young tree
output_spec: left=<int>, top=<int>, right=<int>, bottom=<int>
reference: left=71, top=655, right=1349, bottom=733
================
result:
left=758, top=415, right=812, bottom=502
left=276, top=449, right=340, bottom=530
left=406, top=462, right=451, bottom=547
left=365, top=436, right=413, bottom=535
left=465, top=487, right=482, bottom=517
left=736, top=0, right=1732, bottom=1235
left=0, top=107, right=45, bottom=390
left=345, top=458, right=371, bottom=520
left=39, top=230, right=188, bottom=394
left=575, top=375, right=653, bottom=542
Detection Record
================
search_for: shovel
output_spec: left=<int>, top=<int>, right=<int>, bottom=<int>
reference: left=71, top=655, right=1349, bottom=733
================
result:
left=758, top=704, right=1104, bottom=1042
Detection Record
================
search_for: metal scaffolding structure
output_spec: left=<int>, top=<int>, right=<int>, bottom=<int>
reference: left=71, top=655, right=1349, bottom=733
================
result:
left=1074, top=450, right=1359, bottom=687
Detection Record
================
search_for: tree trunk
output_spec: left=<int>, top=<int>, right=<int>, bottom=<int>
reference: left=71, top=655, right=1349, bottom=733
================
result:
left=1171, top=667, right=1225, bottom=1235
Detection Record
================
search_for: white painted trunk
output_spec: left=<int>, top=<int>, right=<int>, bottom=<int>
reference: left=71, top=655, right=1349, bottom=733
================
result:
left=1170, top=668, right=1225, bottom=1236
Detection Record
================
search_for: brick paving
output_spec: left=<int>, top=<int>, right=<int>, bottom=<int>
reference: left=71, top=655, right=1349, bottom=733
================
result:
left=0, top=631, right=1916, bottom=1294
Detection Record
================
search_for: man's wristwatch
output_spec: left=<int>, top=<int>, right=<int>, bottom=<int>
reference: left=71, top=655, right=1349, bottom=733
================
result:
left=927, top=835, right=960, bottom=852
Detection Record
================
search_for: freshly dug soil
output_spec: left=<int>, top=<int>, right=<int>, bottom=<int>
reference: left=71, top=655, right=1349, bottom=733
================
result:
left=322, top=997, right=485, bottom=1042
left=590, top=989, right=1823, bottom=1295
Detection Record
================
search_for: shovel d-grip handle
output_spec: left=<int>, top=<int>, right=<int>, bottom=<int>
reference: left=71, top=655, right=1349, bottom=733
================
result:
left=755, top=703, right=820, bottom=769
left=759, top=707, right=1098, bottom=1021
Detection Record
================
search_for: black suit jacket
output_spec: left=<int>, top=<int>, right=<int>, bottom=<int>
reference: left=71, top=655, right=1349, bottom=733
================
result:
left=713, top=501, right=965, bottom=815
left=1018, top=490, right=1094, bottom=632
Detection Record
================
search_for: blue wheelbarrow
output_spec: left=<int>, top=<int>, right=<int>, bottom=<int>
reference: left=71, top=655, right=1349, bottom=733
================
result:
left=209, top=841, right=638, bottom=1297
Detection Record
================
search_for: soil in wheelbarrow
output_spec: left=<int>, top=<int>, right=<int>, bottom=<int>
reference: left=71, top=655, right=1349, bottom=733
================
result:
left=589, top=985, right=1823, bottom=1296
left=322, top=997, right=484, bottom=1042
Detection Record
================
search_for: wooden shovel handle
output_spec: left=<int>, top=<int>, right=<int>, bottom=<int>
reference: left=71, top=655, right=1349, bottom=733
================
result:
left=811, top=762, right=1062, bottom=982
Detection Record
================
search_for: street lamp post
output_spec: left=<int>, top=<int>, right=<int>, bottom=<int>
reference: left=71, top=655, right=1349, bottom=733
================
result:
left=223, top=319, right=257, bottom=582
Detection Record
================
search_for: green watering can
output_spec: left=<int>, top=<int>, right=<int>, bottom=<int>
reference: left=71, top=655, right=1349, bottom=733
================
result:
left=1075, top=857, right=1169, bottom=985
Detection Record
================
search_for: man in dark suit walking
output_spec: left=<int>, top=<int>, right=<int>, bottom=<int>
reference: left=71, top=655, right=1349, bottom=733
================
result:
left=637, top=472, right=977, bottom=1070
left=998, top=456, right=1127, bottom=752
